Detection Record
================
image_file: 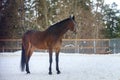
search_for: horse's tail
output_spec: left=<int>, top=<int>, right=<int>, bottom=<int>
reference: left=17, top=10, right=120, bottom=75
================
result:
left=21, top=44, right=26, bottom=71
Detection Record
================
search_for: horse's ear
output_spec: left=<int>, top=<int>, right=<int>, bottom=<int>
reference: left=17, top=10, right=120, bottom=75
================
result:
left=70, top=15, right=75, bottom=20
left=72, top=16, right=75, bottom=20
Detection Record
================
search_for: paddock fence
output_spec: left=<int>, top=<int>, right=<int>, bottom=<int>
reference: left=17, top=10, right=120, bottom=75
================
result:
left=0, top=39, right=120, bottom=54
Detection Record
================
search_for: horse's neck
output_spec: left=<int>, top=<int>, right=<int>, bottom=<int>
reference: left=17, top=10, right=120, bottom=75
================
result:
left=55, top=26, right=69, bottom=39
left=46, top=22, right=69, bottom=38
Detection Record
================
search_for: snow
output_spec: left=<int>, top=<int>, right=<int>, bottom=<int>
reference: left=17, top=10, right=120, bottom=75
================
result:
left=0, top=51, right=120, bottom=80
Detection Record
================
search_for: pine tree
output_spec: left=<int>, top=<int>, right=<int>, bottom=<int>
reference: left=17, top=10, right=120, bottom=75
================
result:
left=0, top=0, right=20, bottom=38
left=102, top=3, right=120, bottom=38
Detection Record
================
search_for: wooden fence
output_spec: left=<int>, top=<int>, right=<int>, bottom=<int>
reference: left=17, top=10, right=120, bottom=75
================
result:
left=0, top=39, right=111, bottom=54
left=0, top=39, right=21, bottom=52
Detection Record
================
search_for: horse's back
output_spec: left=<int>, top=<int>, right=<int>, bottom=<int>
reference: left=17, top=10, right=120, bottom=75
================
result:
left=24, top=30, right=38, bottom=35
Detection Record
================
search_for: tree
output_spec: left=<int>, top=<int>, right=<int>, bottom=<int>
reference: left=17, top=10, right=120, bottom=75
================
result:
left=91, top=0, right=105, bottom=39
left=0, top=0, right=21, bottom=38
left=114, top=17, right=120, bottom=37
left=1, top=0, right=120, bottom=39
left=102, top=3, right=120, bottom=38
left=74, top=0, right=96, bottom=39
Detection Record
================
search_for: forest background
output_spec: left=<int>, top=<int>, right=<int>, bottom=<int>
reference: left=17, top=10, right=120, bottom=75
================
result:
left=0, top=0, right=120, bottom=39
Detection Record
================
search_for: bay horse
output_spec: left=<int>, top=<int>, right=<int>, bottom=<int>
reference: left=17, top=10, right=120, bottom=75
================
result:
left=21, top=16, right=77, bottom=75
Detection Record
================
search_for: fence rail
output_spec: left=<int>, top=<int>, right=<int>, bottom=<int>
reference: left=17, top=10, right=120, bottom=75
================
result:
left=0, top=39, right=117, bottom=54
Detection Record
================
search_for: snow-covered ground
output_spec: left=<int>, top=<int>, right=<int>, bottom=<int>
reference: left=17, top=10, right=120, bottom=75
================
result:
left=0, top=51, right=120, bottom=80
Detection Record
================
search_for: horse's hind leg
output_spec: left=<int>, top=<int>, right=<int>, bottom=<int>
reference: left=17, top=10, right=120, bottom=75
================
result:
left=26, top=54, right=30, bottom=74
left=26, top=49, right=33, bottom=74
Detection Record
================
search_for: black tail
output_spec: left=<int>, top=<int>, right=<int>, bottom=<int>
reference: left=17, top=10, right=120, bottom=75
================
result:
left=21, top=45, right=26, bottom=71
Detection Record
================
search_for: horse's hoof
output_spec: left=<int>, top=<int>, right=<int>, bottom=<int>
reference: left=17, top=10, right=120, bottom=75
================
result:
left=57, top=71, right=61, bottom=74
left=26, top=71, right=30, bottom=74
left=48, top=72, right=52, bottom=75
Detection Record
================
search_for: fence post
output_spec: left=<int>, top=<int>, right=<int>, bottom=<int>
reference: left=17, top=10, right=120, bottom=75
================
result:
left=93, top=40, right=96, bottom=54
left=75, top=39, right=78, bottom=53
left=113, top=43, right=116, bottom=54
left=2, top=46, right=4, bottom=52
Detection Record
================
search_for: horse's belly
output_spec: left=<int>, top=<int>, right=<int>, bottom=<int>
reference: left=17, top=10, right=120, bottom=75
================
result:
left=34, top=43, right=48, bottom=50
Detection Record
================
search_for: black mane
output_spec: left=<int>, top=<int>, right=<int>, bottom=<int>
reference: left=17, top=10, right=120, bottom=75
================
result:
left=46, top=18, right=70, bottom=33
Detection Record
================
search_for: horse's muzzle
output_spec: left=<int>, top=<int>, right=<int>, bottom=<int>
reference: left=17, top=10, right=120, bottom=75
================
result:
left=73, top=25, right=77, bottom=34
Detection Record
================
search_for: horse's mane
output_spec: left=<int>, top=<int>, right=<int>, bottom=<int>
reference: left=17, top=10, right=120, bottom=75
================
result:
left=46, top=18, right=70, bottom=33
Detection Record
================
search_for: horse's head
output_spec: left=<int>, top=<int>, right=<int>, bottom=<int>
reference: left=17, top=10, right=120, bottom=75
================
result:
left=68, top=15, right=77, bottom=34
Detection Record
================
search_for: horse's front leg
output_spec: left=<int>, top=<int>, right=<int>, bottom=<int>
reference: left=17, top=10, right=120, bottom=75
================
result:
left=48, top=50, right=53, bottom=75
left=56, top=52, right=61, bottom=74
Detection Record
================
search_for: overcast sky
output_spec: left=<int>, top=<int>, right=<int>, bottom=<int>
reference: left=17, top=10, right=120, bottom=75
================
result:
left=104, top=0, right=120, bottom=9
